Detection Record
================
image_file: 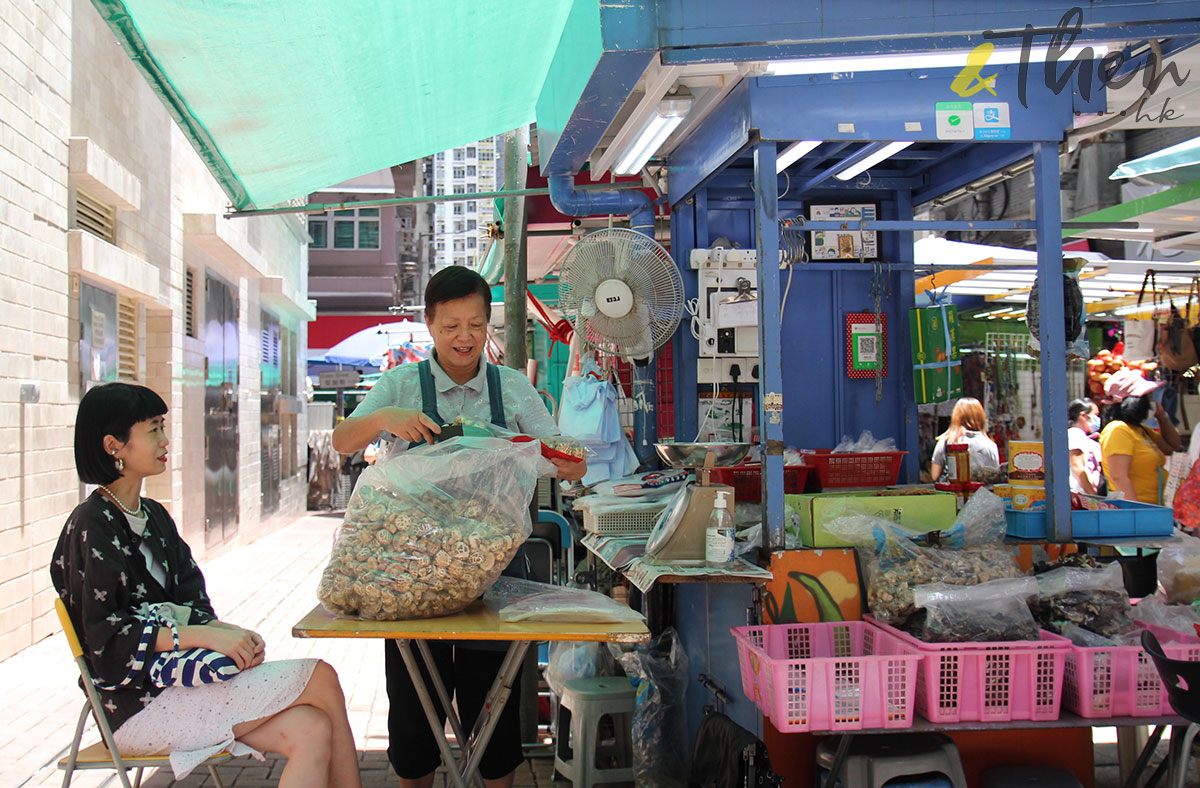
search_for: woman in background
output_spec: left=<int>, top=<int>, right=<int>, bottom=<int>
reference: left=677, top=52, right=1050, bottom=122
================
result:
left=929, top=397, right=1000, bottom=482
left=1101, top=369, right=1181, bottom=504
left=1068, top=398, right=1103, bottom=495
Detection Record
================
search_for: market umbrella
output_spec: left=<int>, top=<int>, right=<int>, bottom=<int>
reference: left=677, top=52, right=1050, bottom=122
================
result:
left=323, top=322, right=433, bottom=367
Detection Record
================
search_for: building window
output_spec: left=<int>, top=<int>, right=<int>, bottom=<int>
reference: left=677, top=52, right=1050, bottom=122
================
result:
left=117, top=295, right=139, bottom=382
left=325, top=207, right=380, bottom=249
left=436, top=152, right=445, bottom=161
left=453, top=167, right=464, bottom=179
left=453, top=204, right=463, bottom=216
left=467, top=238, right=476, bottom=249
left=453, top=185, right=465, bottom=194
left=453, top=149, right=464, bottom=161
left=466, top=219, right=476, bottom=231
left=466, top=165, right=476, bottom=177
left=466, top=147, right=476, bottom=158
left=308, top=218, right=327, bottom=248
left=435, top=187, right=444, bottom=196
left=467, top=183, right=476, bottom=193
left=465, top=201, right=476, bottom=212
left=75, top=190, right=117, bottom=244
left=454, top=221, right=463, bottom=233
left=479, top=151, right=493, bottom=161
left=436, top=241, right=445, bottom=251
left=454, top=240, right=464, bottom=252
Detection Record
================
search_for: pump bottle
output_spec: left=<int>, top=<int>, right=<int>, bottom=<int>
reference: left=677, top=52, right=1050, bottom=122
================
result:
left=705, top=490, right=735, bottom=567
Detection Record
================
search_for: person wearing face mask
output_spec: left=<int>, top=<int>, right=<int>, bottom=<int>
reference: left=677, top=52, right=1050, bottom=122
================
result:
left=1067, top=398, right=1103, bottom=495
left=332, top=266, right=586, bottom=788
left=1100, top=369, right=1182, bottom=504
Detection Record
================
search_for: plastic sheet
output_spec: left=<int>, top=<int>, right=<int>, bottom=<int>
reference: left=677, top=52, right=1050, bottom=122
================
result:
left=545, top=641, right=612, bottom=697
left=608, top=628, right=689, bottom=788
left=485, top=578, right=645, bottom=623
left=1157, top=537, right=1200, bottom=605
left=912, top=577, right=1040, bottom=642
left=317, top=437, right=551, bottom=620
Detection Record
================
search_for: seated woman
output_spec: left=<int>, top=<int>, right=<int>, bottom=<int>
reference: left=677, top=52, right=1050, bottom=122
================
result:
left=51, top=383, right=362, bottom=787
left=929, top=397, right=1000, bottom=482
left=1100, top=369, right=1182, bottom=504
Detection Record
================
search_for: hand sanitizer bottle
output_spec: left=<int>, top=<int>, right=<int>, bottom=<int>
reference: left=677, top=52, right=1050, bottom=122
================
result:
left=705, top=490, right=735, bottom=567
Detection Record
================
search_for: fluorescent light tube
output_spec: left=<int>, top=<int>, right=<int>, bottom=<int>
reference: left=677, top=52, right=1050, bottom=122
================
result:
left=833, top=141, right=914, bottom=181
left=776, top=140, right=822, bottom=173
left=614, top=98, right=692, bottom=176
left=765, top=44, right=1110, bottom=76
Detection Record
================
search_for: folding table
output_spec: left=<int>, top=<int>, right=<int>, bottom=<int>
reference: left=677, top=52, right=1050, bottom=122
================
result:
left=293, top=600, right=650, bottom=788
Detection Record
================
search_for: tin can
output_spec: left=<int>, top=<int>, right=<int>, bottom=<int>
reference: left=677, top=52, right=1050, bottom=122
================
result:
left=1008, top=441, right=1045, bottom=486
left=945, top=443, right=971, bottom=483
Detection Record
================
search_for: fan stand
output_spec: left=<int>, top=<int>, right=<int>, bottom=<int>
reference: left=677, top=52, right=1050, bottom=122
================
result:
left=644, top=451, right=736, bottom=565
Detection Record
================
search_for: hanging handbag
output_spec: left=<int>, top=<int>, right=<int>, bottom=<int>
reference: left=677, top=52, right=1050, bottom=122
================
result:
left=140, top=603, right=242, bottom=688
left=1158, top=275, right=1199, bottom=372
left=688, top=711, right=784, bottom=788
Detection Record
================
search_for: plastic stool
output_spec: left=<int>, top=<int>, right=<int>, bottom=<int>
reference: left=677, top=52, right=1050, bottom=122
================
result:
left=816, top=733, right=968, bottom=788
left=980, top=766, right=1084, bottom=787
left=554, top=676, right=635, bottom=788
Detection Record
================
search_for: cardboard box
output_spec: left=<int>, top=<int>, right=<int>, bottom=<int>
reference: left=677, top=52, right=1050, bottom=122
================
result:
left=1008, top=441, right=1045, bottom=486
left=785, top=490, right=960, bottom=548
left=910, top=306, right=962, bottom=404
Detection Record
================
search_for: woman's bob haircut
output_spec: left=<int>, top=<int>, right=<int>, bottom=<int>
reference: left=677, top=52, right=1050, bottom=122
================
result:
left=74, top=383, right=168, bottom=485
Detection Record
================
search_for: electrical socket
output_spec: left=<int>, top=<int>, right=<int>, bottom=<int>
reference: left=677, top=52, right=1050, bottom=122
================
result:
left=697, top=357, right=760, bottom=384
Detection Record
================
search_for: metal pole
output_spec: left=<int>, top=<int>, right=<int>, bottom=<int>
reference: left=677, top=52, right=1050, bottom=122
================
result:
left=1033, top=141, right=1071, bottom=543
left=754, top=142, right=785, bottom=551
left=895, top=190, right=920, bottom=482
left=503, top=127, right=529, bottom=371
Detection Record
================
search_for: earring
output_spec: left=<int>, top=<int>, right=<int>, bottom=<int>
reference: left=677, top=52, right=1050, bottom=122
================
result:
left=111, top=452, right=124, bottom=472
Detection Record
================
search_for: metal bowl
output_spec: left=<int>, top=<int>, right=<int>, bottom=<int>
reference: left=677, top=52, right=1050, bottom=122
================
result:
left=654, top=442, right=751, bottom=469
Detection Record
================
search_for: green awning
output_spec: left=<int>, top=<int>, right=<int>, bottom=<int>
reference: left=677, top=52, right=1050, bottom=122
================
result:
left=92, top=0, right=578, bottom=210
left=1110, top=135, right=1200, bottom=186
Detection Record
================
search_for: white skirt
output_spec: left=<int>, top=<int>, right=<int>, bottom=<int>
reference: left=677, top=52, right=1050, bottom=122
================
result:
left=114, top=658, right=319, bottom=778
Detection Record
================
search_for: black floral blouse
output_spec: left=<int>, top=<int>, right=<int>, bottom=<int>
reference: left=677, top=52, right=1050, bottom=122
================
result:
left=50, top=491, right=217, bottom=731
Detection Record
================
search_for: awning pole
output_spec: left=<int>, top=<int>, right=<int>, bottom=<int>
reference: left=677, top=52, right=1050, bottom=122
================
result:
left=503, top=127, right=529, bottom=372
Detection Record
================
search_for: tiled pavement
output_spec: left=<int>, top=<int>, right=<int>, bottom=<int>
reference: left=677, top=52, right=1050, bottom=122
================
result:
left=0, top=509, right=1197, bottom=787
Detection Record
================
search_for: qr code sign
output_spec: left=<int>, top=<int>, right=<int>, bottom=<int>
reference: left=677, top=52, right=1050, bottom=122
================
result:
left=857, top=334, right=878, bottom=362
left=845, top=313, right=887, bottom=378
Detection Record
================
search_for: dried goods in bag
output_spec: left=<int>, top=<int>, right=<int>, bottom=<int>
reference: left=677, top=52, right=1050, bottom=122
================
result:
left=318, top=436, right=553, bottom=620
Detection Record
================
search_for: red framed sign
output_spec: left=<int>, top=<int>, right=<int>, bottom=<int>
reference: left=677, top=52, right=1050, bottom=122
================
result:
left=845, top=312, right=887, bottom=379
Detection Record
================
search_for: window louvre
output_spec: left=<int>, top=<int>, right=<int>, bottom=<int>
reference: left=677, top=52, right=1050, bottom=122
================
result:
left=117, top=295, right=138, bottom=381
left=185, top=269, right=196, bottom=338
left=76, top=190, right=116, bottom=244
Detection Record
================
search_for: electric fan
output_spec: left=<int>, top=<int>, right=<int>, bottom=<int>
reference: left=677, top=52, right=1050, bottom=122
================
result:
left=557, top=227, right=685, bottom=358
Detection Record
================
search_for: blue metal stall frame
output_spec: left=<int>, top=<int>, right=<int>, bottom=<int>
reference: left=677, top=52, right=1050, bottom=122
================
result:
left=536, top=0, right=1200, bottom=750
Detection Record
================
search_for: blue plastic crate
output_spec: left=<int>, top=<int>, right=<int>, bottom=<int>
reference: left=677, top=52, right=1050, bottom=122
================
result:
left=1005, top=500, right=1175, bottom=540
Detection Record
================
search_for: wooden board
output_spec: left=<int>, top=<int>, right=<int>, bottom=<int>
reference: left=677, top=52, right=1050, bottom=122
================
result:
left=292, top=601, right=650, bottom=643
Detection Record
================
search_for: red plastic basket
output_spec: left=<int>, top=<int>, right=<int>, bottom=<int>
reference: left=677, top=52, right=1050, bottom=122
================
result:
left=732, top=622, right=921, bottom=732
left=866, top=616, right=1071, bottom=723
left=800, top=450, right=907, bottom=488
left=708, top=465, right=810, bottom=501
left=1063, top=623, right=1200, bottom=718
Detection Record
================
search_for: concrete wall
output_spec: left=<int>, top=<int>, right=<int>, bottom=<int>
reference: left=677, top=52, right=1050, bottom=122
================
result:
left=0, top=0, right=313, bottom=659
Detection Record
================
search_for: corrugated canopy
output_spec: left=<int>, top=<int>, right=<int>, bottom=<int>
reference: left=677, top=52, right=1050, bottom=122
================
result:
left=92, top=0, right=578, bottom=209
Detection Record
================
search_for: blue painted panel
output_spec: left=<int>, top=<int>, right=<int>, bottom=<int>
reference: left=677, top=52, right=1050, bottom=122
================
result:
left=750, top=66, right=1104, bottom=144
left=656, top=0, right=1200, bottom=61
left=912, top=142, right=1033, bottom=205
left=675, top=583, right=760, bottom=753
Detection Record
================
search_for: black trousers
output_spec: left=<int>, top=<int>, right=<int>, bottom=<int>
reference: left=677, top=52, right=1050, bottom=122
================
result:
left=384, top=639, right=524, bottom=780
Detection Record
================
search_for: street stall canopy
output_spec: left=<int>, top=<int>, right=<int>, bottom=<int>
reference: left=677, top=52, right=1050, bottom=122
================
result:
left=91, top=0, right=576, bottom=209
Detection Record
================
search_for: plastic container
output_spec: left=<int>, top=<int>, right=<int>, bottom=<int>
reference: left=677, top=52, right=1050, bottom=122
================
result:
left=866, top=616, right=1071, bottom=723
left=1062, top=623, right=1200, bottom=718
left=799, top=449, right=907, bottom=488
left=708, top=464, right=810, bottom=500
left=731, top=621, right=921, bottom=732
left=1005, top=500, right=1175, bottom=540
left=705, top=490, right=735, bottom=567
left=582, top=507, right=664, bottom=535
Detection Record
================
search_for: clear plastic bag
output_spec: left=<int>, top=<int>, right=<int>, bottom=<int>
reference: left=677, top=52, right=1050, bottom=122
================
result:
left=318, top=437, right=552, bottom=620
left=545, top=641, right=612, bottom=697
left=485, top=578, right=645, bottom=623
left=1134, top=596, right=1200, bottom=637
left=912, top=577, right=1040, bottom=642
left=1028, top=563, right=1134, bottom=637
left=824, top=512, right=1022, bottom=628
left=608, top=628, right=689, bottom=788
left=832, top=429, right=898, bottom=454
left=1157, top=537, right=1200, bottom=605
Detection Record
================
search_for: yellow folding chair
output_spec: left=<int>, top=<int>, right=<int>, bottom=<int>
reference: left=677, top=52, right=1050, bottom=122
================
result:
left=54, top=598, right=230, bottom=788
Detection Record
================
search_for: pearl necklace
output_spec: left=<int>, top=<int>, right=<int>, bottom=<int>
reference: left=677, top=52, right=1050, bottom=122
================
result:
left=97, top=484, right=144, bottom=518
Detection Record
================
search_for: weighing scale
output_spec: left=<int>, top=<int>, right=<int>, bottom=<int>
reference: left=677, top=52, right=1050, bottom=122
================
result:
left=644, top=442, right=750, bottom=564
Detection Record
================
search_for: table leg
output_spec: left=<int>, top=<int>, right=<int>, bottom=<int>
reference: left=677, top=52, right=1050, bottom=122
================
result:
left=460, top=641, right=532, bottom=783
left=1120, top=725, right=1152, bottom=785
left=415, top=640, right=477, bottom=774
left=394, top=638, right=472, bottom=788
left=825, top=734, right=854, bottom=787
left=1122, top=725, right=1166, bottom=788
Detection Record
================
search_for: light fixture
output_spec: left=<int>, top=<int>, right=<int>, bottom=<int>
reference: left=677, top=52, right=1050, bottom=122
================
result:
left=833, top=141, right=914, bottom=181
left=765, top=44, right=1111, bottom=76
left=613, top=96, right=693, bottom=176
left=776, top=140, right=822, bottom=173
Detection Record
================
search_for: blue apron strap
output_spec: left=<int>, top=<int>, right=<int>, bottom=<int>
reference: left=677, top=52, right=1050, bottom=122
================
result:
left=408, top=360, right=444, bottom=448
left=485, top=363, right=507, bottom=429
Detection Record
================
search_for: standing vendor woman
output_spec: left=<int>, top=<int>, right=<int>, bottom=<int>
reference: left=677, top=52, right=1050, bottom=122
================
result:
left=1100, top=369, right=1182, bottom=503
left=332, top=266, right=586, bottom=788
left=1067, top=398, right=1103, bottom=495
left=54, top=383, right=361, bottom=787
left=929, top=397, right=1000, bottom=482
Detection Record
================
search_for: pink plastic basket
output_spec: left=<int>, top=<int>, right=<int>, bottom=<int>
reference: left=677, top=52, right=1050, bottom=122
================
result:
left=1063, top=623, right=1200, bottom=719
left=731, top=621, right=921, bottom=732
left=866, top=616, right=1071, bottom=723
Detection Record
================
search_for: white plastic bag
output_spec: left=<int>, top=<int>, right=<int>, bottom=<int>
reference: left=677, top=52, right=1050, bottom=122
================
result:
left=486, top=578, right=645, bottom=623
left=1157, top=537, right=1200, bottom=604
left=545, top=641, right=612, bottom=697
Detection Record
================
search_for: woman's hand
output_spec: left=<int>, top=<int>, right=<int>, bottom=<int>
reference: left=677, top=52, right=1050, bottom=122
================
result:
left=209, top=621, right=267, bottom=665
left=373, top=407, right=441, bottom=445
left=201, top=624, right=262, bottom=670
left=551, top=456, right=587, bottom=482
